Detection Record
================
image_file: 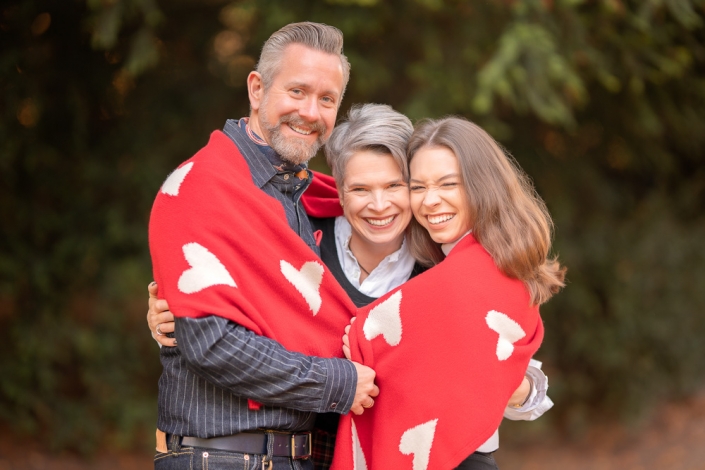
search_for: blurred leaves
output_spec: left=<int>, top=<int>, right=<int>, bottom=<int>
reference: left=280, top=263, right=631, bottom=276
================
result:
left=87, top=0, right=163, bottom=75
left=1, top=0, right=705, bottom=452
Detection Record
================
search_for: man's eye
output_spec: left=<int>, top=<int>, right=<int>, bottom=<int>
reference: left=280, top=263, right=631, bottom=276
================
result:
left=350, top=187, right=367, bottom=192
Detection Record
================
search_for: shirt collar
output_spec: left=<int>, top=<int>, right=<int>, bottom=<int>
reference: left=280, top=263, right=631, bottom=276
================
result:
left=222, top=118, right=275, bottom=189
left=239, top=118, right=309, bottom=176
left=335, top=216, right=411, bottom=271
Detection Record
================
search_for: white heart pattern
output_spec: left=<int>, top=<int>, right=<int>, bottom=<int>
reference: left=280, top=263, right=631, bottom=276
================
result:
left=280, top=260, right=324, bottom=315
left=399, top=419, right=438, bottom=470
left=485, top=310, right=526, bottom=361
left=363, top=290, right=403, bottom=346
left=351, top=419, right=369, bottom=470
left=178, top=242, right=236, bottom=294
left=161, top=162, right=194, bottom=196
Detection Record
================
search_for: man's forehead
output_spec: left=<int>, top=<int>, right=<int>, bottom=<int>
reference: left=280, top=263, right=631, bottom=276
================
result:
left=275, top=45, right=344, bottom=83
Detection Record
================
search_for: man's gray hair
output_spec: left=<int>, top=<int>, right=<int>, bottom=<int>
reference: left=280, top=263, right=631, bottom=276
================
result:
left=325, top=104, right=413, bottom=188
left=257, top=22, right=351, bottom=95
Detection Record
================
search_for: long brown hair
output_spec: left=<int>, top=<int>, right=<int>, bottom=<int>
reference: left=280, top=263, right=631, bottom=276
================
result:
left=407, top=117, right=566, bottom=305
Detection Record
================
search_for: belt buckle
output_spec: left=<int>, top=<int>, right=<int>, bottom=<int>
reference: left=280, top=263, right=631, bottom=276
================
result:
left=290, top=432, right=311, bottom=460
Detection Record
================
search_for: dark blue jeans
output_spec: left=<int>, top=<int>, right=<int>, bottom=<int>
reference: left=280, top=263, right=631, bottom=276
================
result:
left=154, top=436, right=314, bottom=470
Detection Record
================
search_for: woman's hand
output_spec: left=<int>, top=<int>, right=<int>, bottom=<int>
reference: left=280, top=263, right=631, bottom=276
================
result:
left=342, top=317, right=356, bottom=360
left=507, top=376, right=531, bottom=408
left=147, top=282, right=177, bottom=347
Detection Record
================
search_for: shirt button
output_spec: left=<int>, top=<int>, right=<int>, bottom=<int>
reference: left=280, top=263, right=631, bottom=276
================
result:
left=330, top=403, right=337, bottom=409
left=283, top=174, right=290, bottom=180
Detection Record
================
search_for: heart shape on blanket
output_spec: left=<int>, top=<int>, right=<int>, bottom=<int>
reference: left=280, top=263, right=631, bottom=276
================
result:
left=280, top=260, right=324, bottom=315
left=399, top=419, right=438, bottom=470
left=485, top=310, right=526, bottom=361
left=363, top=290, right=403, bottom=346
left=351, top=419, right=369, bottom=470
left=161, top=162, right=194, bottom=196
left=178, top=242, right=237, bottom=294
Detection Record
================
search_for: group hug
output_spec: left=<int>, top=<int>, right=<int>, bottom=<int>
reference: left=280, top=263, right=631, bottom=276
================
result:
left=146, top=21, right=565, bottom=470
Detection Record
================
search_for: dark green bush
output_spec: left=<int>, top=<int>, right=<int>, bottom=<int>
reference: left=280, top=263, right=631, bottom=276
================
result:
left=1, top=0, right=704, bottom=452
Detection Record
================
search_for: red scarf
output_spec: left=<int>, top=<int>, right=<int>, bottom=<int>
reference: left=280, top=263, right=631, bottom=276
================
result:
left=149, top=131, right=543, bottom=469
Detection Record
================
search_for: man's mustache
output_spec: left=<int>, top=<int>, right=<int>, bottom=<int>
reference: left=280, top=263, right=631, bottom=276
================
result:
left=278, top=114, right=327, bottom=138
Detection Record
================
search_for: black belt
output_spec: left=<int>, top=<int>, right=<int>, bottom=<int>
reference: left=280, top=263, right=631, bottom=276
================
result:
left=179, top=432, right=312, bottom=459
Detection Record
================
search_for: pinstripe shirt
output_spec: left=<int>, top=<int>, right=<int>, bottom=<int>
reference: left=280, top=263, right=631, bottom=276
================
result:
left=157, top=119, right=357, bottom=437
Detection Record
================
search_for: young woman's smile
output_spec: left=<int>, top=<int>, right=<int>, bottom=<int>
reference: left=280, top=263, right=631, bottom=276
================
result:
left=409, top=146, right=473, bottom=245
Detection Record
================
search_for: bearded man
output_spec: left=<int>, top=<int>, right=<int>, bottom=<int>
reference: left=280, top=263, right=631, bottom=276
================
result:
left=149, top=22, right=378, bottom=470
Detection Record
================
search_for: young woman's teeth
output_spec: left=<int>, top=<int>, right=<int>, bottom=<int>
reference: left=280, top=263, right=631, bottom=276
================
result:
left=289, top=124, right=312, bottom=135
left=428, top=214, right=454, bottom=225
left=366, top=215, right=395, bottom=226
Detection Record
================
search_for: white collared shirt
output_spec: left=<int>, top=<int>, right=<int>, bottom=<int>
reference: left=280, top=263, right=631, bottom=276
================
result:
left=334, top=216, right=416, bottom=297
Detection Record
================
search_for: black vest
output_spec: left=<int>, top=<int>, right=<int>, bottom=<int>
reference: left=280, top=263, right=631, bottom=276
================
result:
left=309, top=216, right=426, bottom=307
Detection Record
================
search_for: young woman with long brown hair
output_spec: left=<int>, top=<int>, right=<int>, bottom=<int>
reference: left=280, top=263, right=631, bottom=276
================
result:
left=404, top=116, right=566, bottom=469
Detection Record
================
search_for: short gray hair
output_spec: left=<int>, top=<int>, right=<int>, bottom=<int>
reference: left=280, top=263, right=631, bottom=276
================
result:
left=324, top=103, right=413, bottom=188
left=257, top=22, right=351, bottom=96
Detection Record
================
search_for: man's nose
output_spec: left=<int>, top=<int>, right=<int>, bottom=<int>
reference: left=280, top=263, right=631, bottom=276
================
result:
left=298, top=98, right=321, bottom=122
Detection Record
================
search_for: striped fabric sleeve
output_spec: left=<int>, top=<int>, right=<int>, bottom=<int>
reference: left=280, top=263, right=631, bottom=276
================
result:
left=175, top=315, right=357, bottom=414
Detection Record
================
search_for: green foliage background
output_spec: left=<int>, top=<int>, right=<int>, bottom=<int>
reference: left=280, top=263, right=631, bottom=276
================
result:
left=1, top=0, right=704, bottom=453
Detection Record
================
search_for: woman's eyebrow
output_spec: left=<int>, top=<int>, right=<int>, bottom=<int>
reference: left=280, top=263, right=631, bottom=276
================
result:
left=438, top=173, right=460, bottom=181
left=346, top=178, right=406, bottom=187
left=409, top=173, right=460, bottom=184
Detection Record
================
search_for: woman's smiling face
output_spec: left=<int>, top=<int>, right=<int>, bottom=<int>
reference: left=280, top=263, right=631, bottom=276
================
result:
left=409, top=146, right=473, bottom=245
left=341, top=150, right=411, bottom=253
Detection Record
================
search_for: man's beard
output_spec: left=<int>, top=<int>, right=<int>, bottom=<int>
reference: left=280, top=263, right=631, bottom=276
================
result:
left=259, top=105, right=327, bottom=165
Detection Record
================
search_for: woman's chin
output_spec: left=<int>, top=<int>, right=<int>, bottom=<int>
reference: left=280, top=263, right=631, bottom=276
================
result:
left=429, top=231, right=459, bottom=245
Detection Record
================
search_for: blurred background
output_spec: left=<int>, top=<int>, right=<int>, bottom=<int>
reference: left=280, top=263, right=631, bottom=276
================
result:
left=1, top=0, right=705, bottom=468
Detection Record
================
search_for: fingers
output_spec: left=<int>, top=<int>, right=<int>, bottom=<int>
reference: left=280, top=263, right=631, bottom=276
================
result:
left=351, top=362, right=379, bottom=415
left=154, top=299, right=170, bottom=314
left=343, top=321, right=353, bottom=360
left=148, top=312, right=175, bottom=331
left=351, top=404, right=364, bottom=415
left=369, top=384, right=380, bottom=398
left=342, top=327, right=351, bottom=359
left=146, top=283, right=177, bottom=348
left=156, top=321, right=175, bottom=335
left=154, top=334, right=178, bottom=348
left=351, top=394, right=377, bottom=415
left=149, top=314, right=177, bottom=348
left=148, top=281, right=159, bottom=298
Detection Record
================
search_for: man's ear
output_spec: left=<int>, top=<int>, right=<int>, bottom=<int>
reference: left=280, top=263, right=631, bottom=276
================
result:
left=247, top=71, right=263, bottom=111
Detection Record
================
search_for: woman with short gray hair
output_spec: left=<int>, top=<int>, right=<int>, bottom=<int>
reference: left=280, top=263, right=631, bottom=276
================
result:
left=309, top=104, right=550, bottom=470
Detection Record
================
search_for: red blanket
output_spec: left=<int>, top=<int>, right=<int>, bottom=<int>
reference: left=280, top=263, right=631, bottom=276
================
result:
left=149, top=131, right=353, bottom=358
left=149, top=131, right=543, bottom=469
